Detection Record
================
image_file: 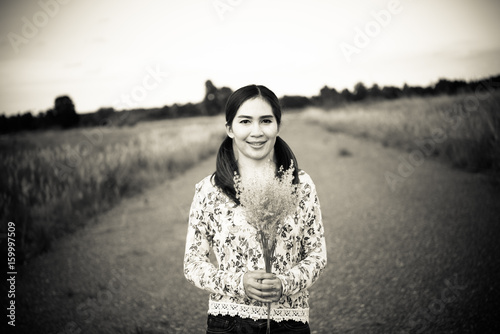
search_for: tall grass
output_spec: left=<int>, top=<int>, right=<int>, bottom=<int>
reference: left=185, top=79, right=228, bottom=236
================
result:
left=304, top=91, right=500, bottom=174
left=0, top=116, right=226, bottom=262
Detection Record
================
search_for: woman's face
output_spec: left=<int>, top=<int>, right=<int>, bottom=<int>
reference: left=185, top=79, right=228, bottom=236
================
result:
left=226, top=97, right=279, bottom=163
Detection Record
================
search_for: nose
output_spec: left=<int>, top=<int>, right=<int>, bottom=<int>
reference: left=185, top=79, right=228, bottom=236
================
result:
left=250, top=122, right=264, bottom=137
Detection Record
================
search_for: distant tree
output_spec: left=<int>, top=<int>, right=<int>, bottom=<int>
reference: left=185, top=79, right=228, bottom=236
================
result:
left=217, top=86, right=233, bottom=110
left=97, top=107, right=115, bottom=119
left=353, top=82, right=368, bottom=101
left=20, top=112, right=35, bottom=130
left=202, top=80, right=232, bottom=116
left=340, top=88, right=353, bottom=102
left=468, top=75, right=500, bottom=95
left=1, top=111, right=38, bottom=133
left=368, top=84, right=382, bottom=99
left=381, top=86, right=402, bottom=99
left=402, top=83, right=434, bottom=97
left=202, top=80, right=222, bottom=116
left=0, top=114, right=7, bottom=133
left=160, top=105, right=176, bottom=119
left=434, top=79, right=467, bottom=95
left=279, top=95, right=311, bottom=109
left=418, top=86, right=435, bottom=96
left=175, top=103, right=203, bottom=117
left=402, top=83, right=411, bottom=97
left=77, top=107, right=116, bottom=127
left=42, top=109, right=57, bottom=128
left=54, top=95, right=79, bottom=128
left=434, top=79, right=452, bottom=95
left=319, top=85, right=341, bottom=106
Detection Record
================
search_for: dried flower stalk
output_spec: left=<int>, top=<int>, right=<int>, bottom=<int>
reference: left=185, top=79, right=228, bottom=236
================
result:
left=234, top=161, right=299, bottom=333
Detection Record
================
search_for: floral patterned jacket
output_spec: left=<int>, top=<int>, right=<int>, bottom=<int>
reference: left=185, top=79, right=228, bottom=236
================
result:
left=184, top=170, right=327, bottom=323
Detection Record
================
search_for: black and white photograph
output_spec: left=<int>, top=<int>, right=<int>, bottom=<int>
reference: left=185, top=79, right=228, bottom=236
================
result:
left=1, top=0, right=499, bottom=333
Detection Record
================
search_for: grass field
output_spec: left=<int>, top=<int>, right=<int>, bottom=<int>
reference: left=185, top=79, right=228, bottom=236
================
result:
left=304, top=91, right=500, bottom=174
left=0, top=116, right=226, bottom=262
left=3, top=91, right=499, bottom=264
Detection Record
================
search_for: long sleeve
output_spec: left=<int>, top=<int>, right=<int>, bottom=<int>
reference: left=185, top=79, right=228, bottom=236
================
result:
left=277, top=176, right=327, bottom=296
left=183, top=179, right=246, bottom=298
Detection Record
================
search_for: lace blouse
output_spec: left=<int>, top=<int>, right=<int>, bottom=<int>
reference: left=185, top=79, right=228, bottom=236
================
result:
left=184, top=170, right=327, bottom=323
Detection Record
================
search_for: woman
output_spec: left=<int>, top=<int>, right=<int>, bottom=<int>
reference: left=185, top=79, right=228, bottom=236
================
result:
left=184, top=84, right=327, bottom=333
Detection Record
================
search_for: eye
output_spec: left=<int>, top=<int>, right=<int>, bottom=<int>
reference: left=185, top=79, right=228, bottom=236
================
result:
left=239, top=119, right=251, bottom=124
left=261, top=119, right=273, bottom=124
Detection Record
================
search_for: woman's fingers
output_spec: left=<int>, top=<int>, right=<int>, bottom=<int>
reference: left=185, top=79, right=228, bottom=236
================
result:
left=246, top=271, right=275, bottom=281
left=254, top=279, right=279, bottom=292
left=246, top=286, right=280, bottom=303
left=249, top=285, right=278, bottom=296
left=243, top=271, right=282, bottom=302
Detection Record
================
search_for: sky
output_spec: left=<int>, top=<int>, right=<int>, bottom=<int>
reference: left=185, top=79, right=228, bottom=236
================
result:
left=0, top=0, right=499, bottom=115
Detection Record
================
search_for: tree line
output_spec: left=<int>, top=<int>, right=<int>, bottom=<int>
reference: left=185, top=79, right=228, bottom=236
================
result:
left=281, top=75, right=500, bottom=109
left=1, top=75, right=499, bottom=134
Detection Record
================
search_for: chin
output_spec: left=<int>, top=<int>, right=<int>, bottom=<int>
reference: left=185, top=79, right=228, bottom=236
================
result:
left=251, top=151, right=273, bottom=161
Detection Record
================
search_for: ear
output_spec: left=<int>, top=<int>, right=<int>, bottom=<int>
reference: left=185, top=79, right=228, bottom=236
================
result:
left=225, top=122, right=234, bottom=138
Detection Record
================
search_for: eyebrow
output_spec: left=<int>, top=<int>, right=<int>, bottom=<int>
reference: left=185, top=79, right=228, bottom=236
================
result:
left=236, top=115, right=274, bottom=119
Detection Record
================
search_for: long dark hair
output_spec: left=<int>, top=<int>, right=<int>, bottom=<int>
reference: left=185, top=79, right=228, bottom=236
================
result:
left=212, top=84, right=299, bottom=204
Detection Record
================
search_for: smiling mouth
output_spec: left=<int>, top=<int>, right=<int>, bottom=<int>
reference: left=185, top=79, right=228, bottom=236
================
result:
left=247, top=141, right=266, bottom=148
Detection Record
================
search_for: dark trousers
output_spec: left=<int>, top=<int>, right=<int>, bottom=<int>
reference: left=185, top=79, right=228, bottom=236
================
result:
left=206, top=314, right=311, bottom=334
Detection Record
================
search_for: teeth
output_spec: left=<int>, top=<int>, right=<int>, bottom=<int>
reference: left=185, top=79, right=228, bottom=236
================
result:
left=249, top=142, right=265, bottom=147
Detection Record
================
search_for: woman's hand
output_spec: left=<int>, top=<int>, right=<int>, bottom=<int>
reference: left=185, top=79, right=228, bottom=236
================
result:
left=243, top=270, right=282, bottom=303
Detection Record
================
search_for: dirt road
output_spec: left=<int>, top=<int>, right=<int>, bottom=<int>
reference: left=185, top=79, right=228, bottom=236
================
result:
left=16, top=113, right=500, bottom=333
